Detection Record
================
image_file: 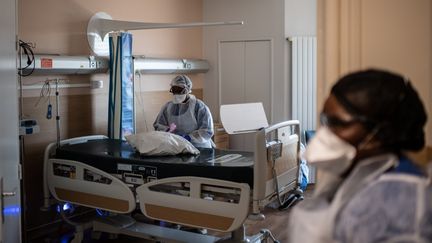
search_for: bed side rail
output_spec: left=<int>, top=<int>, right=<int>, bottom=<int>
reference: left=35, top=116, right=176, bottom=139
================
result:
left=42, top=135, right=108, bottom=210
left=252, top=120, right=301, bottom=214
left=46, top=158, right=135, bottom=213
left=136, top=176, right=250, bottom=232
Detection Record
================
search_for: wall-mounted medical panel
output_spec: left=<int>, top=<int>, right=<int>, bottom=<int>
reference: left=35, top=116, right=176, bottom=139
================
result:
left=21, top=55, right=109, bottom=75
left=21, top=55, right=210, bottom=75
left=134, top=57, right=209, bottom=74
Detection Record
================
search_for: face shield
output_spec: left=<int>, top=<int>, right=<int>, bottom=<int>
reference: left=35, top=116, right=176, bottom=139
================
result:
left=169, top=86, right=188, bottom=95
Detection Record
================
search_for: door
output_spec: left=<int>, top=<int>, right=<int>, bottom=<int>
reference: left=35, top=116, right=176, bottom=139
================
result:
left=219, top=40, right=271, bottom=151
left=0, top=0, right=22, bottom=242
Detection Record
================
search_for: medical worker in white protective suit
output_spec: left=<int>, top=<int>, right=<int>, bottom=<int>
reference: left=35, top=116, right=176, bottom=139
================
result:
left=153, top=75, right=214, bottom=148
left=289, top=69, right=432, bottom=243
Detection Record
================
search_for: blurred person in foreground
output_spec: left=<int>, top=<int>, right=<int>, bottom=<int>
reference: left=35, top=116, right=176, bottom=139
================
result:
left=289, top=69, right=432, bottom=243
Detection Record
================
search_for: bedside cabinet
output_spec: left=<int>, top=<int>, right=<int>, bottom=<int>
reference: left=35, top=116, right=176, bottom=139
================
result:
left=213, top=123, right=229, bottom=149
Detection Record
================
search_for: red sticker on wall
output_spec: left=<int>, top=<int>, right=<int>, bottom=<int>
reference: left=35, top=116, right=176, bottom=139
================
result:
left=41, top=58, right=53, bottom=68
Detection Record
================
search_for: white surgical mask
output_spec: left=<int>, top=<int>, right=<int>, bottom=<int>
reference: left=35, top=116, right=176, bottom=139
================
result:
left=304, top=126, right=356, bottom=176
left=172, top=94, right=187, bottom=104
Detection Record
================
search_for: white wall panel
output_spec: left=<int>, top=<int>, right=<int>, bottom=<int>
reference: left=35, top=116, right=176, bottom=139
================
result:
left=219, top=42, right=245, bottom=105
left=245, top=41, right=271, bottom=122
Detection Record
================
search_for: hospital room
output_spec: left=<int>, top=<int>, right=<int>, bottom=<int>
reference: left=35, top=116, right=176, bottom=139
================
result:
left=0, top=0, right=431, bottom=242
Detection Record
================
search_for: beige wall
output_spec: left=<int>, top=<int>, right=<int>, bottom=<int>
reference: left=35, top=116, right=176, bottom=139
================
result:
left=19, top=0, right=205, bottom=91
left=19, top=0, right=203, bottom=57
left=362, top=0, right=431, bottom=139
left=318, top=0, right=432, bottom=162
left=284, top=0, right=316, bottom=36
left=361, top=0, right=432, bottom=161
left=18, top=0, right=204, bottom=236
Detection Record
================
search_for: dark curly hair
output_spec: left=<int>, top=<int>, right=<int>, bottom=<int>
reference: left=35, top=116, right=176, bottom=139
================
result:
left=330, top=69, right=427, bottom=152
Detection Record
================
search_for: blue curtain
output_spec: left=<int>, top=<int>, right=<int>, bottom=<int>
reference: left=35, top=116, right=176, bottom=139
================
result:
left=108, top=32, right=134, bottom=139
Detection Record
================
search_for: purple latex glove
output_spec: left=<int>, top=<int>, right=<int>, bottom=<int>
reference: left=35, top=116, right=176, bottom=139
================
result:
left=181, top=134, right=191, bottom=141
left=166, top=123, right=176, bottom=133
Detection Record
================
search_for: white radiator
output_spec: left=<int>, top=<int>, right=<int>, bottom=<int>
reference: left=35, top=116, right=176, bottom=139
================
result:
left=290, top=36, right=317, bottom=183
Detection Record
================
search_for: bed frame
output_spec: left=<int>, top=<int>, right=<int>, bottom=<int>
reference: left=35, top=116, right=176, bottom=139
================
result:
left=42, top=120, right=301, bottom=242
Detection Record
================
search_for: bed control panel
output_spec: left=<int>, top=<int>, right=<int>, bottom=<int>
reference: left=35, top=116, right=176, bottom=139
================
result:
left=53, top=162, right=113, bottom=184
left=84, top=169, right=112, bottom=184
left=53, top=163, right=76, bottom=179
left=267, top=140, right=283, bottom=162
left=117, top=163, right=157, bottom=185
left=123, top=173, right=145, bottom=185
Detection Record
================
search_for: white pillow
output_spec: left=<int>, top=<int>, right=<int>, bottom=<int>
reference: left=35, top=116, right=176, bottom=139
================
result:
left=125, top=131, right=200, bottom=156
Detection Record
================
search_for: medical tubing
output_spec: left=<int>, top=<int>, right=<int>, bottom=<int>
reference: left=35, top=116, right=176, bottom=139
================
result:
left=18, top=40, right=35, bottom=77
left=272, top=161, right=285, bottom=206
left=34, top=80, right=51, bottom=107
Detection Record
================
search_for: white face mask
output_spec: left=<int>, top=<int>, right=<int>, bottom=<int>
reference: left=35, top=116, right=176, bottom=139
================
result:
left=172, top=94, right=187, bottom=104
left=304, top=126, right=357, bottom=176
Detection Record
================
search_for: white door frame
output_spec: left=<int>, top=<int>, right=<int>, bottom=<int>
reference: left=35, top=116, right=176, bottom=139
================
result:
left=0, top=0, right=22, bottom=242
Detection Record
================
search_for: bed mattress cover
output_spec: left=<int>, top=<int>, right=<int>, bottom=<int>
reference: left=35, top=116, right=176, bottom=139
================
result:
left=54, top=138, right=255, bottom=186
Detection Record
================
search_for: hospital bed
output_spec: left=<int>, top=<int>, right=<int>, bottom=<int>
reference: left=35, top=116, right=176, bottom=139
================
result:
left=42, top=120, right=301, bottom=242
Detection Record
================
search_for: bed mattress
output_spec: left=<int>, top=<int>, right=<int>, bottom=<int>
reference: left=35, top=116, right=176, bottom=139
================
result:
left=55, top=138, right=255, bottom=186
